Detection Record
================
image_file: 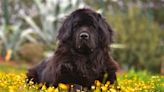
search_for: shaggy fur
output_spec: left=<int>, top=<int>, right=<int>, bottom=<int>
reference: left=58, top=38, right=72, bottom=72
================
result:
left=27, top=8, right=118, bottom=88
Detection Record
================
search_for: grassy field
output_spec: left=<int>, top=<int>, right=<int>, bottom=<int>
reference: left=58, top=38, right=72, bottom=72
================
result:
left=0, top=63, right=163, bottom=92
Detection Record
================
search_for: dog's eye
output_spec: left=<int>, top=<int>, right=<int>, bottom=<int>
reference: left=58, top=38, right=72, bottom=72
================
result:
left=73, top=22, right=78, bottom=27
left=72, top=26, right=79, bottom=32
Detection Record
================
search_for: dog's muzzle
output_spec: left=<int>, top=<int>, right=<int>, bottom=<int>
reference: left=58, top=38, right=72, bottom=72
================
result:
left=79, top=32, right=89, bottom=40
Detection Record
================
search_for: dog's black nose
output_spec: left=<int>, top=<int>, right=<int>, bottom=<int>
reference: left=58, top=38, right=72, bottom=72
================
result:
left=80, top=32, right=89, bottom=39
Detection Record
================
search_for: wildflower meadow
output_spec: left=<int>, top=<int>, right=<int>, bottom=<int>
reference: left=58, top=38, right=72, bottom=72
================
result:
left=0, top=63, right=163, bottom=92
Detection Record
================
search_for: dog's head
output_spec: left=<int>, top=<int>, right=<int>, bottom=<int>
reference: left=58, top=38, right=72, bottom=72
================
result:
left=57, top=8, right=113, bottom=54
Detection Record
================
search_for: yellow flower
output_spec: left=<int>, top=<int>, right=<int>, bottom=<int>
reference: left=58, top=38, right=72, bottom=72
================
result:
left=109, top=88, right=117, bottom=92
left=95, top=80, right=101, bottom=87
left=58, top=83, right=69, bottom=90
left=41, top=85, right=47, bottom=90
left=101, top=86, right=108, bottom=92
left=47, top=87, right=55, bottom=92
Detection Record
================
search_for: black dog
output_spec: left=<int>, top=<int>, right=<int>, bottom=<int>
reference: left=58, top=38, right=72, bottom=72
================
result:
left=27, top=8, right=118, bottom=89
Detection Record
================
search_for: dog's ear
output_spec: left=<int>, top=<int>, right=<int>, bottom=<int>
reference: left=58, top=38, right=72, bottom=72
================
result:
left=57, top=16, right=73, bottom=42
left=97, top=14, right=113, bottom=47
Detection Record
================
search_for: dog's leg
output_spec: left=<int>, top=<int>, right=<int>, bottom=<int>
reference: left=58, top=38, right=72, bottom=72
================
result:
left=26, top=66, right=39, bottom=83
left=26, top=58, right=49, bottom=84
left=107, top=71, right=117, bottom=84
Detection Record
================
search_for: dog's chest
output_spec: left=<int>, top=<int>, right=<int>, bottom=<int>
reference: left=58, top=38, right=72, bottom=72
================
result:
left=60, top=67, right=97, bottom=87
left=59, top=55, right=104, bottom=86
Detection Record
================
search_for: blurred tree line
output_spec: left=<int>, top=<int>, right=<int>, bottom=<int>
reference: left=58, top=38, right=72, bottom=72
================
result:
left=85, top=0, right=164, bottom=73
left=0, top=0, right=85, bottom=63
left=0, top=0, right=163, bottom=73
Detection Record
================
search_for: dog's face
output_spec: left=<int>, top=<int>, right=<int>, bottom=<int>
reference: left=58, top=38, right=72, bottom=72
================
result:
left=72, top=13, right=98, bottom=53
left=57, top=9, right=113, bottom=54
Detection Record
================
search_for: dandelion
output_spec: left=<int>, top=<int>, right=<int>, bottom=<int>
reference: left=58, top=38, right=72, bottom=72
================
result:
left=58, top=83, right=69, bottom=91
left=47, top=86, right=55, bottom=92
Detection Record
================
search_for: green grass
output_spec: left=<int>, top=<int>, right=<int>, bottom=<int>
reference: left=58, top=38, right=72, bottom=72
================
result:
left=0, top=62, right=26, bottom=73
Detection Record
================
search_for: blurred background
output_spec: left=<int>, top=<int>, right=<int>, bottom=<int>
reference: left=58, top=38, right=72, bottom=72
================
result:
left=0, top=0, right=163, bottom=74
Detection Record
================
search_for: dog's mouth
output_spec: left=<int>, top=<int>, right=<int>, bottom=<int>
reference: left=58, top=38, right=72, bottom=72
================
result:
left=79, top=40, right=88, bottom=48
left=77, top=47, right=92, bottom=54
left=76, top=39, right=93, bottom=54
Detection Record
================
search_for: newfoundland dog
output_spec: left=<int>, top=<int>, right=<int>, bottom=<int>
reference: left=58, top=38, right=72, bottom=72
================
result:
left=27, top=8, right=118, bottom=89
